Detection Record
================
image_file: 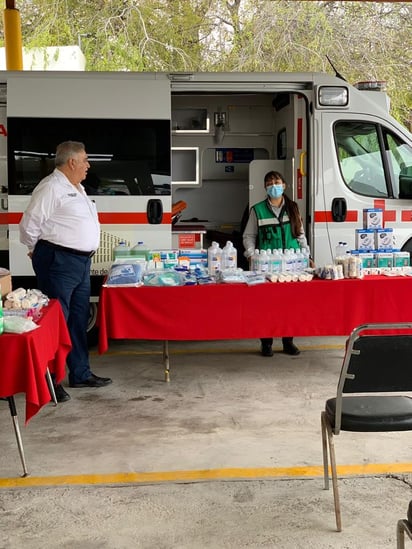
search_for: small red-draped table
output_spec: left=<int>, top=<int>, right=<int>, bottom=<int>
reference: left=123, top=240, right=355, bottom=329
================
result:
left=0, top=299, right=71, bottom=476
left=97, top=275, right=412, bottom=381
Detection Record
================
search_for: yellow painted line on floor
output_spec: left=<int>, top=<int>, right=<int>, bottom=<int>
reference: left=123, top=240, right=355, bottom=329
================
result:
left=1, top=463, right=412, bottom=489
left=92, top=343, right=345, bottom=357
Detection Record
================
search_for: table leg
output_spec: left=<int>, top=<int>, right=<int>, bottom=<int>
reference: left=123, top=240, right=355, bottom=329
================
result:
left=163, top=340, right=170, bottom=382
left=46, top=367, right=58, bottom=406
left=7, top=397, right=29, bottom=477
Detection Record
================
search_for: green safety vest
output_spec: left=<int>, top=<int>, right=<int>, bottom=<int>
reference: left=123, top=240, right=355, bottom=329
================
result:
left=253, top=199, right=299, bottom=251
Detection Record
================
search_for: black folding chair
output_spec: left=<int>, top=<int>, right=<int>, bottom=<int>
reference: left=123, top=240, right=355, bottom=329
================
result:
left=321, top=322, right=412, bottom=532
left=397, top=500, right=412, bottom=548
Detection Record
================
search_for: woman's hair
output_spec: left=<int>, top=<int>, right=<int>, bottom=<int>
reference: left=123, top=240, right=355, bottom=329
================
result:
left=55, top=141, right=86, bottom=166
left=264, top=170, right=302, bottom=238
left=264, top=170, right=283, bottom=184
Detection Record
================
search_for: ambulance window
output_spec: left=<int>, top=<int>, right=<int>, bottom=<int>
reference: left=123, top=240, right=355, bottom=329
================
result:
left=7, top=117, right=171, bottom=196
left=335, top=121, right=388, bottom=198
left=384, top=132, right=412, bottom=199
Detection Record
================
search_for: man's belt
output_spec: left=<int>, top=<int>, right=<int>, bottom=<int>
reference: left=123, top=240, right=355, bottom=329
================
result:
left=37, top=239, right=95, bottom=258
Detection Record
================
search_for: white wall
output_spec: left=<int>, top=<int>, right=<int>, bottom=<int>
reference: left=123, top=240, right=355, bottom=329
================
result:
left=0, top=45, right=86, bottom=70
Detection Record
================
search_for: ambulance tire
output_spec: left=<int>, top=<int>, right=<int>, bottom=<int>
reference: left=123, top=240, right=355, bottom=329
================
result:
left=87, top=302, right=99, bottom=348
left=401, top=241, right=412, bottom=264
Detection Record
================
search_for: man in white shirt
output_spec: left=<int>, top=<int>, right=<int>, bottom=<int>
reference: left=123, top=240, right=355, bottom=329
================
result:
left=20, top=141, right=112, bottom=402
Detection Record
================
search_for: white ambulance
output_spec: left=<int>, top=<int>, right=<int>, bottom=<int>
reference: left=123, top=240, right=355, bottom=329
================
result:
left=0, top=71, right=411, bottom=335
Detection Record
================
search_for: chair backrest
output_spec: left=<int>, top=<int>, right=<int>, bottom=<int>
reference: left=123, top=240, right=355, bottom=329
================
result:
left=337, top=323, right=412, bottom=395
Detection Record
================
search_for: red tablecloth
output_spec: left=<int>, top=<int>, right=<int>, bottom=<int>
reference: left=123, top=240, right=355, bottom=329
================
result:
left=0, top=300, right=71, bottom=423
left=98, top=276, right=412, bottom=354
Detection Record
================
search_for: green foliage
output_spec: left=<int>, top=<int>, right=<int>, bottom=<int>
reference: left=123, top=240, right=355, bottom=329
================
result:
left=0, top=0, right=410, bottom=128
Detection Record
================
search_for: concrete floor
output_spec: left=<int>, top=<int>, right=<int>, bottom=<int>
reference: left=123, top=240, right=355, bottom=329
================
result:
left=1, top=337, right=412, bottom=548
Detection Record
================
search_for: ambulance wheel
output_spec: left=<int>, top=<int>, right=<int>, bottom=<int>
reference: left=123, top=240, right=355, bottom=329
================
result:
left=87, top=302, right=99, bottom=348
left=401, top=241, right=412, bottom=263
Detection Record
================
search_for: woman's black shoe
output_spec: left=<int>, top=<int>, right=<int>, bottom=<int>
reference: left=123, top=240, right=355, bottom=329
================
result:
left=261, top=343, right=274, bottom=357
left=282, top=342, right=300, bottom=355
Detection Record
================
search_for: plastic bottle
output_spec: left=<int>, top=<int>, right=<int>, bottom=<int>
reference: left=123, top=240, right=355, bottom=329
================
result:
left=251, top=249, right=260, bottom=271
left=295, top=248, right=304, bottom=272
left=271, top=249, right=283, bottom=273
left=335, top=242, right=349, bottom=261
left=259, top=249, right=270, bottom=273
left=284, top=249, right=295, bottom=273
left=301, top=247, right=310, bottom=270
left=112, top=240, right=130, bottom=261
left=265, top=249, right=273, bottom=272
left=221, top=241, right=237, bottom=270
left=131, top=241, right=149, bottom=261
left=207, top=241, right=222, bottom=275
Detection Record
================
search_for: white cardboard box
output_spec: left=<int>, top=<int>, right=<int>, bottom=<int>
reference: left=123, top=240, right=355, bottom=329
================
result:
left=375, top=228, right=393, bottom=250
left=355, top=229, right=375, bottom=250
left=363, top=208, right=383, bottom=229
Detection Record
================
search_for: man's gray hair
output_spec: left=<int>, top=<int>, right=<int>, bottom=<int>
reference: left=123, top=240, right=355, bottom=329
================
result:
left=55, top=141, right=86, bottom=167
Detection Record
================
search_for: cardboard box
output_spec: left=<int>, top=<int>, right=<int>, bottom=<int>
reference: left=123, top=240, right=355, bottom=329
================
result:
left=363, top=208, right=383, bottom=229
left=0, top=270, right=12, bottom=297
left=357, top=251, right=375, bottom=268
left=376, top=252, right=394, bottom=269
left=355, top=229, right=375, bottom=250
left=375, top=228, right=394, bottom=250
left=393, top=251, right=410, bottom=267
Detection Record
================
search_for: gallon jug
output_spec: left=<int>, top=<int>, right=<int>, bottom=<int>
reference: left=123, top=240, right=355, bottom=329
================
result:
left=112, top=241, right=130, bottom=261
left=131, top=241, right=149, bottom=261
left=207, top=241, right=222, bottom=275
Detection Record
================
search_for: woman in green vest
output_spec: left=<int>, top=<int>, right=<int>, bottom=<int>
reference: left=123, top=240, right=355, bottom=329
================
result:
left=242, top=170, right=311, bottom=357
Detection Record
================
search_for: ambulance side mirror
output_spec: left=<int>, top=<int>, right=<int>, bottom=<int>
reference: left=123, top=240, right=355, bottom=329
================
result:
left=331, top=197, right=347, bottom=222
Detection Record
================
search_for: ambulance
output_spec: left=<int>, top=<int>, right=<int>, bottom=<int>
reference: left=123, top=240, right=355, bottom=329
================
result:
left=0, top=71, right=411, bottom=337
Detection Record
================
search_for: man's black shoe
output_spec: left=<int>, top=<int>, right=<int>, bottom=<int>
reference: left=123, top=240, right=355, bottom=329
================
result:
left=261, top=343, right=274, bottom=357
left=54, top=384, right=71, bottom=403
left=69, top=373, right=113, bottom=388
left=283, top=342, right=300, bottom=356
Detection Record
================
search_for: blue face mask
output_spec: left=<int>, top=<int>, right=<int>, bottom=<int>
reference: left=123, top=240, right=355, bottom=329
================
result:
left=266, top=184, right=284, bottom=199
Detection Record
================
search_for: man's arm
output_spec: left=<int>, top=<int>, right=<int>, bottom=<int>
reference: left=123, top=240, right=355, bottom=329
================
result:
left=19, top=183, right=55, bottom=252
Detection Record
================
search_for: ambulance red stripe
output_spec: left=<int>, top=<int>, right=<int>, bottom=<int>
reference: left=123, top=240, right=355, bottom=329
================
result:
left=3, top=212, right=172, bottom=225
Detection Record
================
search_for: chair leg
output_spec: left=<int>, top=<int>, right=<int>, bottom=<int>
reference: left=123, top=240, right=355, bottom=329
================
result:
left=323, top=412, right=342, bottom=532
left=7, top=397, right=29, bottom=477
left=397, top=519, right=412, bottom=549
left=46, top=367, right=58, bottom=406
left=321, top=412, right=329, bottom=490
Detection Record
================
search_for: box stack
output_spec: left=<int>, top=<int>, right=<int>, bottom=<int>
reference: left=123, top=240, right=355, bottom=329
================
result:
left=352, top=209, right=410, bottom=272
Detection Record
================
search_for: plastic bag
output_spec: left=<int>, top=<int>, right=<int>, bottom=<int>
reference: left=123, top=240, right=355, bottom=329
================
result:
left=143, top=270, right=185, bottom=287
left=104, top=263, right=143, bottom=287
left=3, top=315, right=40, bottom=333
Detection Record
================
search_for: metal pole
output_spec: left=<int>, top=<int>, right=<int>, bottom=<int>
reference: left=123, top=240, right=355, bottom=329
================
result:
left=3, top=0, right=23, bottom=70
